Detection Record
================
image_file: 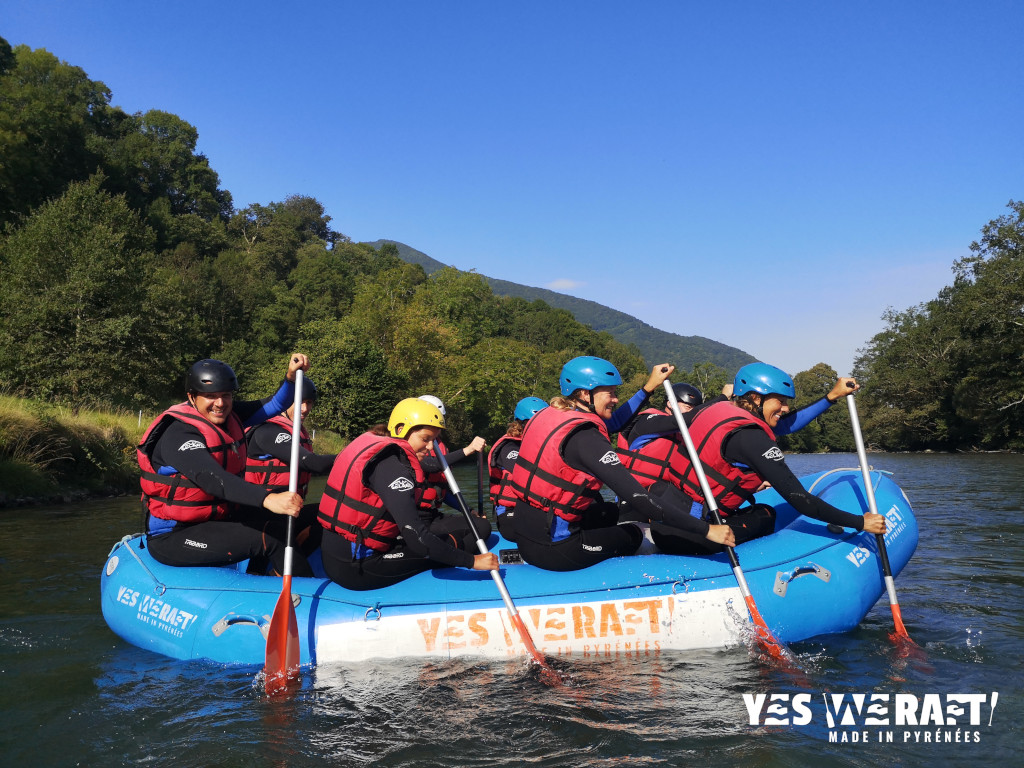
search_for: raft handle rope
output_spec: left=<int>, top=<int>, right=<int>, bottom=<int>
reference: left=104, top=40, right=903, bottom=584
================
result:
left=112, top=533, right=168, bottom=596
left=807, top=467, right=892, bottom=497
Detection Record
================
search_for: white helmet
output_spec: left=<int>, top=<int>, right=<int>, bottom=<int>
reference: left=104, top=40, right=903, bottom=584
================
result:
left=417, top=394, right=446, bottom=417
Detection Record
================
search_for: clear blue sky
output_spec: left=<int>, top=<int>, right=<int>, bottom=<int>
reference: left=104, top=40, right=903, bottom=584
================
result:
left=6, top=2, right=1021, bottom=376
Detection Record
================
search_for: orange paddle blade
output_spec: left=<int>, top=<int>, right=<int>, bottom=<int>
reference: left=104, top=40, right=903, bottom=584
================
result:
left=265, top=575, right=300, bottom=696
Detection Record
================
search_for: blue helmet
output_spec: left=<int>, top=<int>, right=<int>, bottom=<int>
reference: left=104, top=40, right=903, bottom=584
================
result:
left=513, top=396, right=547, bottom=422
left=559, top=356, right=623, bottom=396
left=733, top=363, right=795, bottom=398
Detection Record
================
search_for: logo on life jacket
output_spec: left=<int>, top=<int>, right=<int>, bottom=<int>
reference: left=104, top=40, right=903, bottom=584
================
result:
left=178, top=440, right=206, bottom=451
left=599, top=451, right=620, bottom=465
left=389, top=477, right=415, bottom=492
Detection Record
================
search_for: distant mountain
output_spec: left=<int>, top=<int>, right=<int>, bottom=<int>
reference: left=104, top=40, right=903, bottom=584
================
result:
left=365, top=240, right=756, bottom=372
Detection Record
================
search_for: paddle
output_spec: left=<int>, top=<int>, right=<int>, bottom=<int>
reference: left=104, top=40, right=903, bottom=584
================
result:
left=845, top=390, right=914, bottom=644
left=476, top=450, right=487, bottom=521
left=434, top=448, right=556, bottom=676
left=663, top=380, right=793, bottom=663
left=264, top=369, right=303, bottom=695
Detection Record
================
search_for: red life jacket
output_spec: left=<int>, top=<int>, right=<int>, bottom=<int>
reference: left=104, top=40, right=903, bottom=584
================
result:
left=509, top=407, right=608, bottom=524
left=137, top=403, right=246, bottom=524
left=417, top=438, right=450, bottom=514
left=614, top=408, right=690, bottom=490
left=317, top=432, right=425, bottom=552
left=679, top=401, right=776, bottom=513
left=243, top=414, right=313, bottom=496
left=488, top=434, right=521, bottom=510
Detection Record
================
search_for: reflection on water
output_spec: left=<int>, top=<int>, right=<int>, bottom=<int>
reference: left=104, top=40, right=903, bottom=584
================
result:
left=1, top=454, right=1021, bottom=766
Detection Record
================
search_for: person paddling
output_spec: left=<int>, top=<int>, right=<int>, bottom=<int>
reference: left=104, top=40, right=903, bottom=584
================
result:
left=243, top=375, right=335, bottom=566
left=317, top=398, right=497, bottom=591
left=653, top=362, right=888, bottom=555
left=489, top=396, right=547, bottom=541
left=138, top=355, right=314, bottom=576
left=415, top=394, right=488, bottom=521
left=507, top=357, right=734, bottom=572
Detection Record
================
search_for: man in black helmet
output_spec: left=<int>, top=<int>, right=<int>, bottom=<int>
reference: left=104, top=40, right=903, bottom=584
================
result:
left=137, top=354, right=315, bottom=576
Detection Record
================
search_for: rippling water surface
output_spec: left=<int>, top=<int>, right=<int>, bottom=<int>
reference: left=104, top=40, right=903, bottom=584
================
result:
left=1, top=454, right=1020, bottom=767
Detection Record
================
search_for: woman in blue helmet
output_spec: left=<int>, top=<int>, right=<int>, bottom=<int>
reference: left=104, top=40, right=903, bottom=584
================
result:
left=653, top=362, right=888, bottom=555
left=488, top=396, right=548, bottom=541
left=506, top=357, right=735, bottom=571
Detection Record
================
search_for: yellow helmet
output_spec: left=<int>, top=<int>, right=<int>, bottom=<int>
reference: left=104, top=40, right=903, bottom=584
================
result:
left=388, top=397, right=445, bottom=439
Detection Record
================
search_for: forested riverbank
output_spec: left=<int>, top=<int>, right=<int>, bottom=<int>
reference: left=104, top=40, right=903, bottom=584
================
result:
left=1, top=34, right=1022, bottom=478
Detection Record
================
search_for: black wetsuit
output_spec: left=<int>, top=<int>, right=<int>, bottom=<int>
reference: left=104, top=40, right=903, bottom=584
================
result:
left=145, top=396, right=314, bottom=576
left=320, top=453, right=491, bottom=591
left=512, top=419, right=712, bottom=572
left=243, top=419, right=337, bottom=561
left=630, top=404, right=865, bottom=555
left=491, top=438, right=520, bottom=540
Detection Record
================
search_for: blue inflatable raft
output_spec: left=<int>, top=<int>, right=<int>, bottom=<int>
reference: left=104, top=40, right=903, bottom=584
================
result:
left=100, top=468, right=917, bottom=666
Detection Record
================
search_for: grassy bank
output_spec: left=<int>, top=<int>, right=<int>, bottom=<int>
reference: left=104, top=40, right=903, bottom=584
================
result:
left=0, top=395, right=145, bottom=506
left=0, top=396, right=348, bottom=507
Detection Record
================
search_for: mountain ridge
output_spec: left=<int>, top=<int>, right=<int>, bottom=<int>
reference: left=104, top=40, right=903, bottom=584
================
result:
left=366, top=239, right=756, bottom=372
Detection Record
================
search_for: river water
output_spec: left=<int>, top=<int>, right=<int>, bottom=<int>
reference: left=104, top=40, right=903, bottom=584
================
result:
left=1, top=453, right=1020, bottom=767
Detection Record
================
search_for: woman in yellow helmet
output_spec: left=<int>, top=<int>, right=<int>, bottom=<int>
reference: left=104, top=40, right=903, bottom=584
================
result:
left=317, top=398, right=498, bottom=590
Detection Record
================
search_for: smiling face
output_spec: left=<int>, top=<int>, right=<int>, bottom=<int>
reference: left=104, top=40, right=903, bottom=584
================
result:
left=405, top=426, right=442, bottom=459
left=285, top=400, right=312, bottom=423
left=190, top=391, right=234, bottom=425
left=585, top=385, right=619, bottom=420
left=758, top=394, right=791, bottom=428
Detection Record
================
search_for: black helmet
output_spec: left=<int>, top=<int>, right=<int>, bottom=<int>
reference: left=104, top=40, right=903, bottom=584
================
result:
left=299, top=376, right=318, bottom=403
left=671, top=382, right=703, bottom=407
left=186, top=359, right=239, bottom=394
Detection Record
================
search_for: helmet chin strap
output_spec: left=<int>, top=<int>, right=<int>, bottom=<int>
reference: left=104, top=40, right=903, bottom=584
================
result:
left=753, top=394, right=768, bottom=423
left=576, top=390, right=598, bottom=414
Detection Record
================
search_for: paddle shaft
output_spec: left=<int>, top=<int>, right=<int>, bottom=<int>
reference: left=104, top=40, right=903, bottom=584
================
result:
left=283, top=370, right=303, bottom=574
left=845, top=392, right=911, bottom=639
left=434, top=449, right=548, bottom=664
left=663, top=381, right=788, bottom=658
left=264, top=369, right=304, bottom=693
left=477, top=450, right=486, bottom=520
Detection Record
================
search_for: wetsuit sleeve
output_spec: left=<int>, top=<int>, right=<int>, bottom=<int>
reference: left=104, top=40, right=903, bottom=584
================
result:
left=234, top=379, right=296, bottom=428
left=442, top=447, right=468, bottom=465
left=722, top=428, right=864, bottom=529
left=152, top=420, right=270, bottom=509
left=774, top=397, right=833, bottom=437
left=562, top=426, right=710, bottom=536
left=246, top=423, right=336, bottom=475
left=420, top=446, right=470, bottom=473
left=625, top=412, right=681, bottom=446
left=368, top=455, right=475, bottom=568
left=495, top=441, right=520, bottom=474
left=604, top=388, right=652, bottom=434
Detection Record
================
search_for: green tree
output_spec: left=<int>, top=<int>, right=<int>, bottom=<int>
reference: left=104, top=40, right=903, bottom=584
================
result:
left=0, top=42, right=112, bottom=226
left=102, top=109, right=233, bottom=247
left=946, top=200, right=1024, bottom=448
left=0, top=176, right=156, bottom=408
left=299, top=321, right=410, bottom=438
